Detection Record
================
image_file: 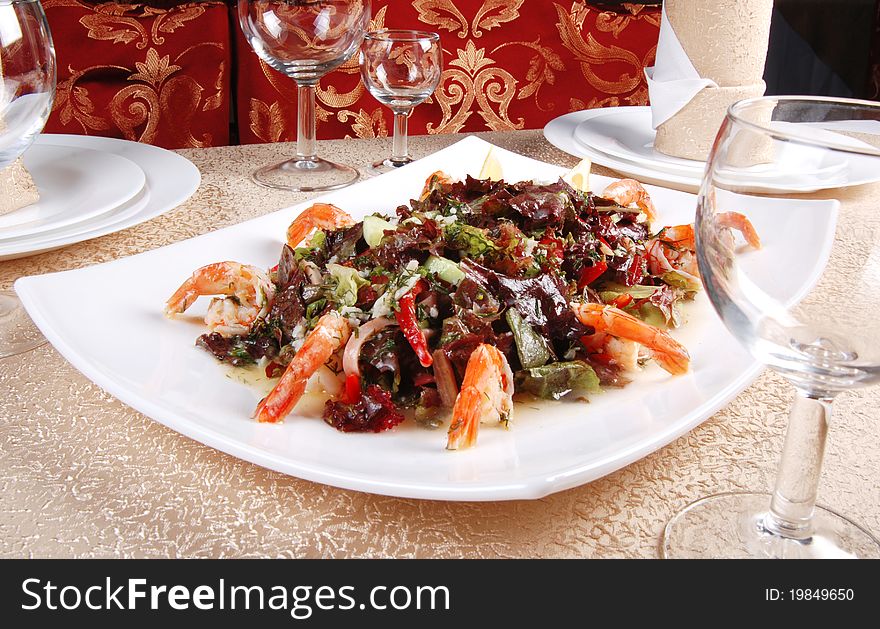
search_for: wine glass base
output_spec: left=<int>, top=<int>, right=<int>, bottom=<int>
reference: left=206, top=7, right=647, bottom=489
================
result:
left=662, top=492, right=880, bottom=558
left=366, top=157, right=412, bottom=176
left=251, top=157, right=360, bottom=193
left=0, top=291, right=47, bottom=359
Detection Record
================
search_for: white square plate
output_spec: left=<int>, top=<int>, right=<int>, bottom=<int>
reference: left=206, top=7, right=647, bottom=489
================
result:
left=16, top=136, right=824, bottom=501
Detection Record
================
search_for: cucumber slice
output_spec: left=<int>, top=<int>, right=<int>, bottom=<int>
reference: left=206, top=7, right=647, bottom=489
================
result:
left=424, top=255, right=465, bottom=285
left=363, top=215, right=396, bottom=247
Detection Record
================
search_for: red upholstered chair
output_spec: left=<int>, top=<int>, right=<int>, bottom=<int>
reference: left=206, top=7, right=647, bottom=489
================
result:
left=236, top=1, right=661, bottom=143
left=41, top=1, right=661, bottom=147
left=42, top=0, right=233, bottom=149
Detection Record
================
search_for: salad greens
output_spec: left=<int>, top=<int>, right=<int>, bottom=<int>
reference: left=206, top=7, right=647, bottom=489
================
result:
left=196, top=173, right=695, bottom=432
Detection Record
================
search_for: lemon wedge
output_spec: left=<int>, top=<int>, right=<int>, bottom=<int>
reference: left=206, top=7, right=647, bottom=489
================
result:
left=562, top=158, right=593, bottom=192
left=478, top=147, right=504, bottom=181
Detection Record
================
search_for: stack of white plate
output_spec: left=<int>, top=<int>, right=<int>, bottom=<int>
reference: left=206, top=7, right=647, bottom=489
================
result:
left=544, top=106, right=879, bottom=193
left=1, top=134, right=201, bottom=261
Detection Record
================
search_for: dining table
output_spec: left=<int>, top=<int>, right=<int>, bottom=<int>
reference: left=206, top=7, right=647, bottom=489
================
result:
left=1, top=129, right=878, bottom=559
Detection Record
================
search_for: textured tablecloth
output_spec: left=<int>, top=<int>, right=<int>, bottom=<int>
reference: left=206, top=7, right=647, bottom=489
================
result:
left=1, top=130, right=878, bottom=558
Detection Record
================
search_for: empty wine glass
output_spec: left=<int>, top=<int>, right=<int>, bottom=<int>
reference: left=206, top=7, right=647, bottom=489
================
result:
left=360, top=29, right=441, bottom=174
left=238, top=0, right=370, bottom=192
left=662, top=96, right=880, bottom=558
left=1, top=0, right=56, bottom=359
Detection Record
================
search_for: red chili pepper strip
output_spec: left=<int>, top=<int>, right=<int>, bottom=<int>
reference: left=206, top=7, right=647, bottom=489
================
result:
left=539, top=234, right=564, bottom=260
left=625, top=254, right=644, bottom=287
left=341, top=373, right=361, bottom=404
left=396, top=283, right=433, bottom=368
left=577, top=260, right=608, bottom=290
left=611, top=293, right=633, bottom=309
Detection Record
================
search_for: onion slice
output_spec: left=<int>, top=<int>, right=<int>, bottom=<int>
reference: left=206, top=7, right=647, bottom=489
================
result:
left=342, top=317, right=395, bottom=377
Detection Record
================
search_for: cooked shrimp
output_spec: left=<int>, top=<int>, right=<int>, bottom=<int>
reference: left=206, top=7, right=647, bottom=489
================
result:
left=645, top=226, right=700, bottom=279
left=446, top=344, right=514, bottom=451
left=165, top=261, right=275, bottom=337
left=718, top=212, right=761, bottom=249
left=580, top=332, right=640, bottom=372
left=254, top=311, right=351, bottom=423
left=602, top=178, right=657, bottom=223
left=646, top=212, right=760, bottom=277
left=573, top=302, right=690, bottom=375
left=420, top=170, right=453, bottom=201
left=286, top=203, right=355, bottom=248
left=657, top=224, right=695, bottom=250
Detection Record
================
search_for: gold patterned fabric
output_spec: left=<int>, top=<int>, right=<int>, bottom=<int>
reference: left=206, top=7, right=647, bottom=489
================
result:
left=40, top=1, right=661, bottom=146
left=43, top=1, right=232, bottom=149
left=236, top=1, right=661, bottom=143
left=2, top=131, right=879, bottom=558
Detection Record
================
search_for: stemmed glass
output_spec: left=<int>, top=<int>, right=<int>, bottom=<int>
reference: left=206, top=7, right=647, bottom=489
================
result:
left=360, top=29, right=441, bottom=174
left=0, top=0, right=56, bottom=358
left=238, top=0, right=370, bottom=192
left=663, top=96, right=880, bottom=558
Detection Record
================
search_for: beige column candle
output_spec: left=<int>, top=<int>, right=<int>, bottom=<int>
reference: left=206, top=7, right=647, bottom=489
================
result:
left=665, top=0, right=774, bottom=86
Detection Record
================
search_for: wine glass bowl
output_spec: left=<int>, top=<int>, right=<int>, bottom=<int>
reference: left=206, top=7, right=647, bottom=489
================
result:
left=663, top=96, right=880, bottom=558
left=1, top=0, right=55, bottom=359
left=239, top=0, right=367, bottom=84
left=360, top=29, right=441, bottom=173
left=0, top=0, right=55, bottom=169
left=238, top=0, right=370, bottom=192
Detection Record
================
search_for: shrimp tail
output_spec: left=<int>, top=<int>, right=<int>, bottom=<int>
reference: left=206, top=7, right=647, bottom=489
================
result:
left=446, top=344, right=513, bottom=451
left=602, top=178, right=657, bottom=223
left=165, top=261, right=231, bottom=316
left=446, top=388, right=483, bottom=450
left=254, top=312, right=351, bottom=423
left=286, top=203, right=355, bottom=249
left=573, top=302, right=690, bottom=376
left=718, top=212, right=761, bottom=249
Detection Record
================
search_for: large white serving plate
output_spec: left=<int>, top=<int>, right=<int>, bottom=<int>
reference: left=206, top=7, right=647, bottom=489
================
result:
left=17, top=136, right=822, bottom=501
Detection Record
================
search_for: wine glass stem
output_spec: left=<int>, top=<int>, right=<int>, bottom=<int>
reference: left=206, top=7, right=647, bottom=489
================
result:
left=391, top=109, right=410, bottom=163
left=764, top=391, right=833, bottom=539
left=296, top=83, right=318, bottom=161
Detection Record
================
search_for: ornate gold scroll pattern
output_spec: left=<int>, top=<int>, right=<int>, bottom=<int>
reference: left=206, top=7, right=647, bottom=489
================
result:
left=54, top=45, right=223, bottom=147
left=108, top=46, right=220, bottom=147
left=596, top=3, right=660, bottom=38
left=337, top=108, right=389, bottom=139
left=54, top=65, right=122, bottom=132
left=554, top=2, right=651, bottom=96
left=62, top=1, right=207, bottom=50
left=413, top=0, right=522, bottom=39
left=249, top=99, right=288, bottom=143
left=492, top=38, right=566, bottom=112
left=427, top=40, right=523, bottom=134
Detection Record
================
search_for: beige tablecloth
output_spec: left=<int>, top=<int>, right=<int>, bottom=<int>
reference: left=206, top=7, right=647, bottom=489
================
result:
left=1, top=130, right=878, bottom=558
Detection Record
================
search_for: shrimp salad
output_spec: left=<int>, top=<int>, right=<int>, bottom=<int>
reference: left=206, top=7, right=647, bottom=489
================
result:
left=165, top=165, right=758, bottom=450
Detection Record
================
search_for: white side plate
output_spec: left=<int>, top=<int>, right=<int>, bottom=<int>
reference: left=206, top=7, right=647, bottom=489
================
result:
left=1, top=144, right=145, bottom=239
left=547, top=108, right=880, bottom=193
left=0, top=134, right=200, bottom=261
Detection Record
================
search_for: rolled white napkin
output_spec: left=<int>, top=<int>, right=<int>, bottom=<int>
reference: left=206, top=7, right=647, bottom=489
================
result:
left=646, top=0, right=774, bottom=161
left=644, top=4, right=717, bottom=129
